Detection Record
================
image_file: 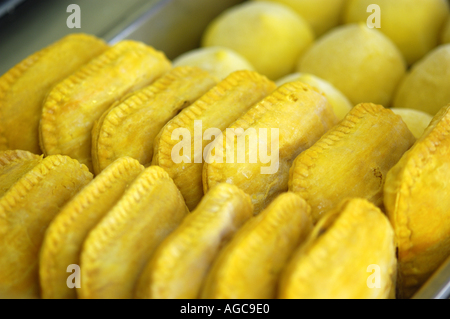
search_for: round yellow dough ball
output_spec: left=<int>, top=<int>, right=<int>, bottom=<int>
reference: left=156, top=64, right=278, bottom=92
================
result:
left=173, top=47, right=255, bottom=80
left=276, top=72, right=352, bottom=120
left=393, top=44, right=450, bottom=116
left=202, top=1, right=314, bottom=80
left=253, top=0, right=346, bottom=37
left=344, top=0, right=449, bottom=65
left=298, top=23, right=406, bottom=107
left=390, top=108, right=433, bottom=139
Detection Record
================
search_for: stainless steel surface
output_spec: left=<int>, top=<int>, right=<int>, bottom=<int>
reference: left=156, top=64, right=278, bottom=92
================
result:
left=0, top=0, right=152, bottom=74
left=105, top=0, right=246, bottom=59
left=0, top=0, right=246, bottom=74
left=0, top=0, right=25, bottom=18
left=412, top=255, right=450, bottom=299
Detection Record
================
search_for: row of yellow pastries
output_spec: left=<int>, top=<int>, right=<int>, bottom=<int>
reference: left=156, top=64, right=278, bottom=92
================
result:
left=0, top=33, right=449, bottom=298
left=2, top=97, right=449, bottom=299
left=0, top=152, right=393, bottom=299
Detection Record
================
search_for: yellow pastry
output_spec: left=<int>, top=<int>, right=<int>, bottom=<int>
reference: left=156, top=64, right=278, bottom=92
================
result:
left=203, top=81, right=338, bottom=214
left=201, top=192, right=312, bottom=299
left=135, top=183, right=252, bottom=299
left=278, top=198, right=396, bottom=299
left=40, top=40, right=171, bottom=172
left=276, top=72, right=352, bottom=120
left=0, top=34, right=108, bottom=154
left=0, top=150, right=42, bottom=197
left=92, top=66, right=217, bottom=174
left=289, top=103, right=416, bottom=223
left=0, top=155, right=92, bottom=299
left=39, top=157, right=144, bottom=299
left=384, top=104, right=450, bottom=299
left=79, top=166, right=188, bottom=299
left=152, top=70, right=276, bottom=210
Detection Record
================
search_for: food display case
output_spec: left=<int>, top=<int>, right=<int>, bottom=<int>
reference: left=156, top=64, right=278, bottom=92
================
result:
left=1, top=0, right=450, bottom=299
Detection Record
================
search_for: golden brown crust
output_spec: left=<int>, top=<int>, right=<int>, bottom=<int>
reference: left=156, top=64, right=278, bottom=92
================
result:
left=40, top=40, right=171, bottom=171
left=289, top=103, right=415, bottom=223
left=83, top=167, right=170, bottom=254
left=392, top=106, right=450, bottom=257
left=91, top=100, right=122, bottom=174
left=0, top=49, right=49, bottom=151
left=152, top=70, right=276, bottom=210
left=39, top=157, right=144, bottom=299
left=154, top=70, right=273, bottom=169
left=0, top=155, right=91, bottom=214
left=0, top=150, right=41, bottom=168
left=92, top=66, right=217, bottom=174
left=290, top=103, right=382, bottom=200
left=0, top=155, right=92, bottom=299
left=0, top=150, right=43, bottom=198
left=278, top=198, right=396, bottom=299
left=384, top=104, right=450, bottom=298
left=135, top=183, right=252, bottom=299
left=203, top=81, right=338, bottom=214
left=0, top=34, right=108, bottom=154
left=200, top=192, right=312, bottom=299
left=79, top=166, right=188, bottom=299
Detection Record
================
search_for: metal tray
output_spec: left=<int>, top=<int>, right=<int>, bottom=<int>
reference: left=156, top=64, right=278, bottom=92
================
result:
left=104, top=0, right=245, bottom=59
left=413, top=255, right=450, bottom=299
left=0, top=0, right=244, bottom=75
left=0, top=0, right=26, bottom=18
